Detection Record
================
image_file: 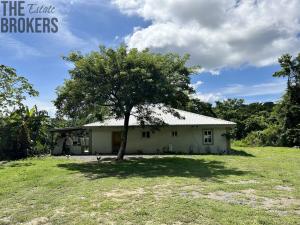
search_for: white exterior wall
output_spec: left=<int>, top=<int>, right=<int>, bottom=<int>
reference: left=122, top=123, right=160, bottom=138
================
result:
left=91, top=129, right=112, bottom=154
left=90, top=126, right=230, bottom=154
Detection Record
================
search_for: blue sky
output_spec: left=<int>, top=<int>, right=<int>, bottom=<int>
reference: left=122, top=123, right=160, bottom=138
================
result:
left=1, top=0, right=299, bottom=116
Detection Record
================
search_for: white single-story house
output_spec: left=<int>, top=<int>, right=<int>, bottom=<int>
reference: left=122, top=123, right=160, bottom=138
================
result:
left=52, top=106, right=236, bottom=155
left=87, top=107, right=235, bottom=155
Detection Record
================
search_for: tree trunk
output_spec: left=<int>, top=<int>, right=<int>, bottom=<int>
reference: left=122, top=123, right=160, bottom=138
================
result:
left=117, top=112, right=130, bottom=161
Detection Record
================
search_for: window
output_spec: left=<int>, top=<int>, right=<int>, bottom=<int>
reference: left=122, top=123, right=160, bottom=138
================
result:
left=203, top=130, right=213, bottom=145
left=142, top=131, right=150, bottom=138
left=172, top=131, right=178, bottom=137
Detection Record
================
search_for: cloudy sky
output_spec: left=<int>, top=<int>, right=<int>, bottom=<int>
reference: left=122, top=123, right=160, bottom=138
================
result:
left=1, top=0, right=299, bottom=116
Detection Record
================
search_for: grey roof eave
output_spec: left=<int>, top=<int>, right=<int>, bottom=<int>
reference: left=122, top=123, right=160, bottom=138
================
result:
left=84, top=123, right=236, bottom=129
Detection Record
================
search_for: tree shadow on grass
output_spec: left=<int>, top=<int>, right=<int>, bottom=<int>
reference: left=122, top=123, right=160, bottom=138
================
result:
left=57, top=157, right=248, bottom=180
left=0, top=161, right=34, bottom=169
left=229, top=149, right=255, bottom=157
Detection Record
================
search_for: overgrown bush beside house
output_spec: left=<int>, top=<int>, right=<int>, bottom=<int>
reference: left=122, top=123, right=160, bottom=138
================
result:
left=0, top=106, right=51, bottom=160
left=238, top=125, right=281, bottom=147
left=0, top=65, right=52, bottom=160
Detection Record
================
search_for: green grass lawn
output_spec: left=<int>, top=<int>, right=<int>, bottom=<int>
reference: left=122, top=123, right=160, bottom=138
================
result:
left=0, top=147, right=299, bottom=225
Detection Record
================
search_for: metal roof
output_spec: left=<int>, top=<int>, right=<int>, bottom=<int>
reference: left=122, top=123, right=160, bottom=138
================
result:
left=84, top=106, right=236, bottom=128
left=50, top=127, right=85, bottom=132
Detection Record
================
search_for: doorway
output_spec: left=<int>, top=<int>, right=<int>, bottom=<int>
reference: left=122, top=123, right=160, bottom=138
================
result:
left=112, top=132, right=122, bottom=154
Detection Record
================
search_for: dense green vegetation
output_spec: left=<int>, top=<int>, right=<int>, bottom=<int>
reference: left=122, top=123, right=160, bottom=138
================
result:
left=212, top=99, right=277, bottom=144
left=0, top=65, right=51, bottom=160
left=0, top=147, right=299, bottom=224
left=212, top=54, right=300, bottom=147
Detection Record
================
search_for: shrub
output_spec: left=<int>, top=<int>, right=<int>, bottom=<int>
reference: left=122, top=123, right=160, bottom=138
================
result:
left=29, top=141, right=50, bottom=156
left=232, top=140, right=248, bottom=147
left=0, top=107, right=51, bottom=160
left=280, top=128, right=300, bottom=147
left=242, top=125, right=281, bottom=146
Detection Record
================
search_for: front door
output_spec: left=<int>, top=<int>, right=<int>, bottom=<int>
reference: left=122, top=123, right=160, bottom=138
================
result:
left=112, top=132, right=122, bottom=154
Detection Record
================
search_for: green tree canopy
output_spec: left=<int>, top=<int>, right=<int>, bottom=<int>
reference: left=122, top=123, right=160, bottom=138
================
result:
left=273, top=53, right=300, bottom=146
left=179, top=98, right=216, bottom=117
left=214, top=99, right=275, bottom=140
left=55, top=45, right=196, bottom=160
left=0, top=65, right=38, bottom=116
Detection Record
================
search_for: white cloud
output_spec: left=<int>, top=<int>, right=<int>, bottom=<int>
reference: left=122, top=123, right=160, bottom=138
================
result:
left=190, top=80, right=203, bottom=90
left=113, top=0, right=300, bottom=72
left=193, top=80, right=287, bottom=103
left=0, top=34, right=42, bottom=58
left=193, top=92, right=223, bottom=103
left=220, top=80, right=287, bottom=97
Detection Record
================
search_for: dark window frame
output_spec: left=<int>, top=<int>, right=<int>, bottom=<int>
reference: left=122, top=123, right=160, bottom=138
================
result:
left=203, top=129, right=214, bottom=145
left=142, top=131, right=151, bottom=138
left=171, top=131, right=178, bottom=137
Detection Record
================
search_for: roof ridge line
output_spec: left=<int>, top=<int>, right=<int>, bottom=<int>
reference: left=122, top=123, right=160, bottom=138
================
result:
left=174, top=108, right=234, bottom=123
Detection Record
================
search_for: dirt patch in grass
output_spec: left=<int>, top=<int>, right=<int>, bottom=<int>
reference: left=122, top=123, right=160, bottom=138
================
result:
left=104, top=188, right=145, bottom=198
left=261, top=197, right=299, bottom=210
left=151, top=183, right=174, bottom=200
left=274, top=185, right=293, bottom=192
left=226, top=180, right=259, bottom=185
left=22, top=217, right=49, bottom=225
left=53, top=207, right=66, bottom=217
left=95, top=212, right=114, bottom=224
left=103, top=184, right=300, bottom=217
left=0, top=216, right=11, bottom=224
left=179, top=184, right=204, bottom=191
left=206, top=191, right=241, bottom=202
left=180, top=188, right=300, bottom=215
left=153, top=188, right=173, bottom=200
left=0, top=161, right=9, bottom=166
left=152, top=183, right=173, bottom=189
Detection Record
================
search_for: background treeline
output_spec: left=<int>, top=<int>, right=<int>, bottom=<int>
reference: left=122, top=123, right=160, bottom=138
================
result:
left=184, top=54, right=300, bottom=147
left=185, top=99, right=292, bottom=147
left=226, top=54, right=300, bottom=147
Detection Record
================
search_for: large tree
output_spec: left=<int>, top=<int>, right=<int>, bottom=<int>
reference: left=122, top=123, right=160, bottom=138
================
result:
left=0, top=65, right=38, bottom=116
left=55, top=45, right=196, bottom=160
left=273, top=53, right=300, bottom=146
left=214, top=99, right=246, bottom=139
